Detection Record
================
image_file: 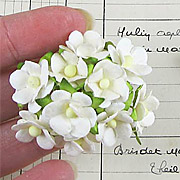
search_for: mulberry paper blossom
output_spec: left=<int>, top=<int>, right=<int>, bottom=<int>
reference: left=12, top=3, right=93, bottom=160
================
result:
left=96, top=102, right=133, bottom=146
left=134, top=84, right=159, bottom=133
left=50, top=51, right=88, bottom=83
left=9, top=60, right=54, bottom=113
left=65, top=30, right=109, bottom=60
left=85, top=60, right=129, bottom=107
left=108, top=38, right=152, bottom=84
left=11, top=111, right=56, bottom=150
left=41, top=90, right=97, bottom=141
left=64, top=137, right=95, bottom=156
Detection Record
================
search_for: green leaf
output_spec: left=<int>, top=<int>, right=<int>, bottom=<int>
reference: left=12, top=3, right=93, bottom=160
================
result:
left=17, top=103, right=24, bottom=109
left=92, top=97, right=104, bottom=109
left=17, top=62, right=24, bottom=70
left=60, top=78, right=77, bottom=94
left=59, top=48, right=64, bottom=54
left=36, top=95, right=52, bottom=108
left=132, top=127, right=142, bottom=145
left=133, top=84, right=143, bottom=107
left=36, top=110, right=42, bottom=119
left=96, top=107, right=105, bottom=114
left=90, top=122, right=98, bottom=135
left=126, top=81, right=133, bottom=92
left=75, top=82, right=85, bottom=91
left=49, top=76, right=56, bottom=83
left=104, top=41, right=115, bottom=50
left=39, top=51, right=53, bottom=65
left=131, top=108, right=137, bottom=121
left=84, top=57, right=98, bottom=64
left=88, top=64, right=94, bottom=76
left=124, top=91, right=134, bottom=111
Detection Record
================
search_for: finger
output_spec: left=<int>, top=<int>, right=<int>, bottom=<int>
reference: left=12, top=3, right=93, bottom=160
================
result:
left=0, top=6, right=93, bottom=71
left=0, top=119, right=63, bottom=177
left=14, top=160, right=74, bottom=180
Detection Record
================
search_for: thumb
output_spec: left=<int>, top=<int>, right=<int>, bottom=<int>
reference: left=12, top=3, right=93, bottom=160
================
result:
left=0, top=6, right=93, bottom=71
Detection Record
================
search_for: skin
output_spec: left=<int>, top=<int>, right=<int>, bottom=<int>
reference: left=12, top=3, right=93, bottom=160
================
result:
left=0, top=6, right=92, bottom=179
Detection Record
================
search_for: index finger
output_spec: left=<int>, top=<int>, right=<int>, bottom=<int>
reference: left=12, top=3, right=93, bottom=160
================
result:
left=0, top=6, right=93, bottom=72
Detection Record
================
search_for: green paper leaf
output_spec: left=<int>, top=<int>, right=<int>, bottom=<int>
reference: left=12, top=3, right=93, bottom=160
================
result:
left=36, top=95, right=52, bottom=108
left=96, top=107, right=105, bottom=114
left=131, top=108, right=137, bottom=121
left=59, top=48, right=64, bottom=54
left=39, top=51, right=53, bottom=65
left=90, top=122, right=98, bottom=135
left=49, top=76, right=57, bottom=83
left=132, top=127, right=142, bottom=145
left=133, top=84, right=143, bottom=107
left=124, top=91, right=134, bottom=111
left=104, top=41, right=115, bottom=50
left=88, top=64, right=94, bottom=76
left=92, top=97, right=105, bottom=109
left=84, top=57, right=98, bottom=64
left=75, top=82, right=85, bottom=91
left=60, top=78, right=76, bottom=94
left=36, top=110, right=42, bottom=119
left=17, top=62, right=24, bottom=70
left=126, top=81, right=133, bottom=92
left=17, top=103, right=24, bottom=109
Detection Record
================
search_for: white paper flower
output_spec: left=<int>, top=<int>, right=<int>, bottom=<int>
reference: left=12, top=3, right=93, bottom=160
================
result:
left=50, top=51, right=88, bottom=83
left=11, top=111, right=56, bottom=150
left=133, top=84, right=159, bottom=133
left=41, top=90, right=97, bottom=141
left=64, top=30, right=109, bottom=60
left=64, top=137, right=95, bottom=156
left=96, top=102, right=133, bottom=146
left=85, top=60, right=129, bottom=107
left=9, top=60, right=54, bottom=113
left=108, top=38, right=152, bottom=84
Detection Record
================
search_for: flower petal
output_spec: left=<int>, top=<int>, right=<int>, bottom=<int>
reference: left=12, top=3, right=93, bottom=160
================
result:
left=108, top=45, right=121, bottom=64
left=97, top=112, right=108, bottom=122
left=82, top=137, right=95, bottom=153
left=88, top=69, right=103, bottom=83
left=116, top=38, right=133, bottom=55
left=62, top=51, right=79, bottom=65
left=12, top=88, right=34, bottom=104
left=51, top=53, right=66, bottom=74
left=15, top=129, right=34, bottom=143
left=77, top=43, right=96, bottom=58
left=36, top=129, right=56, bottom=150
left=11, top=121, right=30, bottom=131
left=88, top=83, right=103, bottom=97
left=116, top=111, right=133, bottom=123
left=96, top=123, right=105, bottom=142
left=28, top=101, right=41, bottom=113
left=94, top=51, right=109, bottom=60
left=101, top=89, right=119, bottom=101
left=131, top=47, right=148, bottom=64
left=70, top=117, right=91, bottom=138
left=72, top=92, right=92, bottom=106
left=9, top=70, right=29, bottom=90
left=21, top=61, right=41, bottom=76
left=50, top=115, right=71, bottom=136
left=106, top=102, right=125, bottom=115
left=64, top=141, right=83, bottom=156
left=117, top=122, right=132, bottom=139
left=67, top=30, right=84, bottom=50
left=99, top=100, right=111, bottom=108
left=51, top=90, right=71, bottom=102
left=19, top=110, right=37, bottom=121
left=103, top=127, right=116, bottom=146
left=40, top=60, right=49, bottom=86
left=140, top=112, right=155, bottom=127
left=136, top=103, right=146, bottom=121
left=126, top=71, right=144, bottom=85
left=77, top=57, right=88, bottom=77
left=127, top=64, right=152, bottom=76
left=143, top=94, right=160, bottom=111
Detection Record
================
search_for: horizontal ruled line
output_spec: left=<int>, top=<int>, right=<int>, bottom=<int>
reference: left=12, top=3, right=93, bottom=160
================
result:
left=96, top=18, right=180, bottom=21
left=131, top=135, right=180, bottom=138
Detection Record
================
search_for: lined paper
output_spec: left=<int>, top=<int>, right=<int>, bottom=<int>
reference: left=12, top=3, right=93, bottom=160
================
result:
left=0, top=0, right=180, bottom=179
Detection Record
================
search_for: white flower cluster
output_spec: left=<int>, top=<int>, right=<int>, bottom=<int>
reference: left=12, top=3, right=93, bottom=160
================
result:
left=10, top=30, right=159, bottom=156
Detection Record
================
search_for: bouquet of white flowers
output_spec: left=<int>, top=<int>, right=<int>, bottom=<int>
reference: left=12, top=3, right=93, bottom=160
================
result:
left=10, top=30, right=159, bottom=156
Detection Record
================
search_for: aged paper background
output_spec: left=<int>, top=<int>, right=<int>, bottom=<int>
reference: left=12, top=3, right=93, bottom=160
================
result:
left=0, top=0, right=180, bottom=179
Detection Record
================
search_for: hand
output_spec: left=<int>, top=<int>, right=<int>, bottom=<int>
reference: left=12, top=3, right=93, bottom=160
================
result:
left=0, top=6, right=92, bottom=179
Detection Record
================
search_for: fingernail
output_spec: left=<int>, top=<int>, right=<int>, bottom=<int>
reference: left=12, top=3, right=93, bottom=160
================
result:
left=66, top=160, right=78, bottom=180
left=76, top=9, right=95, bottom=30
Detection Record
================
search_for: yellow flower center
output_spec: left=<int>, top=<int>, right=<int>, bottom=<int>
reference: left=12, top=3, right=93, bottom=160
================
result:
left=66, top=107, right=77, bottom=118
left=27, top=76, right=40, bottom=89
left=75, top=138, right=83, bottom=146
left=107, top=119, right=117, bottom=129
left=123, top=55, right=133, bottom=68
left=29, top=126, right=42, bottom=137
left=64, top=64, right=77, bottom=78
left=99, top=78, right=110, bottom=89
